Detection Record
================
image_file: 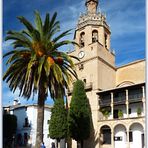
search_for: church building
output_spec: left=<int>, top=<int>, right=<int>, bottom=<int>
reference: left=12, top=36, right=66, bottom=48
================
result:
left=68, top=0, right=145, bottom=148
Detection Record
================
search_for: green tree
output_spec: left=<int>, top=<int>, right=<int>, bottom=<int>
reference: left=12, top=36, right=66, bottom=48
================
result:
left=3, top=114, right=17, bottom=147
left=49, top=98, right=67, bottom=148
left=68, top=80, right=91, bottom=148
left=3, top=11, right=77, bottom=147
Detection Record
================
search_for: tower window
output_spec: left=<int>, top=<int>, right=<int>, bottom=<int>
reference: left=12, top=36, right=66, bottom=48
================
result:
left=92, top=30, right=98, bottom=43
left=80, top=32, right=85, bottom=47
left=83, top=79, right=86, bottom=84
left=105, top=34, right=107, bottom=48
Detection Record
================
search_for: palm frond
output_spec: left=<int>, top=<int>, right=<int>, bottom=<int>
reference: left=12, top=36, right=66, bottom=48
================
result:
left=3, top=11, right=78, bottom=101
left=5, top=31, right=32, bottom=46
left=43, top=13, right=50, bottom=35
left=34, top=11, right=43, bottom=39
left=53, top=64, right=63, bottom=83
left=53, top=29, right=72, bottom=43
left=17, top=16, right=35, bottom=34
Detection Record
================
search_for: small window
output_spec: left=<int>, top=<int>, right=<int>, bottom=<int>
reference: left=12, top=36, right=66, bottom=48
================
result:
left=129, top=131, right=133, bottom=142
left=47, top=120, right=50, bottom=124
left=114, top=136, right=122, bottom=141
left=24, top=117, right=30, bottom=127
left=129, top=108, right=131, bottom=114
left=78, top=63, right=84, bottom=70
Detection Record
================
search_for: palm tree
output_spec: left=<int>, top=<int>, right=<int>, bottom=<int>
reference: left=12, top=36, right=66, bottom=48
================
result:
left=3, top=11, right=78, bottom=147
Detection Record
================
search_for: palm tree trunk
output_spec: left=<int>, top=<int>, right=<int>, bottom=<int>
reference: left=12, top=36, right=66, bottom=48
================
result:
left=81, top=140, right=83, bottom=148
left=67, top=137, right=72, bottom=148
left=35, top=83, right=46, bottom=147
left=56, top=139, right=58, bottom=148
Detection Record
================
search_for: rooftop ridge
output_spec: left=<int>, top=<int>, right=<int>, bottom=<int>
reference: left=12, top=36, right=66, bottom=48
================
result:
left=116, top=59, right=145, bottom=69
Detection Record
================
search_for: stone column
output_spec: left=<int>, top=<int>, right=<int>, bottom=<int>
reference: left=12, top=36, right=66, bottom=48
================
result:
left=142, top=86, right=145, bottom=116
left=125, top=89, right=129, bottom=118
left=98, top=132, right=103, bottom=147
left=126, top=129, right=130, bottom=148
left=111, top=92, right=114, bottom=119
left=111, top=129, right=114, bottom=148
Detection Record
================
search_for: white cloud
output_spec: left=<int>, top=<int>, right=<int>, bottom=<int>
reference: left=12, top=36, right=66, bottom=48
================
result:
left=2, top=40, right=13, bottom=51
left=100, top=0, right=145, bottom=38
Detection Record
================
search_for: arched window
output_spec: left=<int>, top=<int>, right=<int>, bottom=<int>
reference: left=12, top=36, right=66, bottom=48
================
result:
left=80, top=32, right=85, bottom=47
left=92, top=30, right=98, bottom=43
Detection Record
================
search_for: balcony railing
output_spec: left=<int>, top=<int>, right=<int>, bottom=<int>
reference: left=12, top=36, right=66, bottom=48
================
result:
left=100, top=100, right=111, bottom=106
left=99, top=93, right=142, bottom=106
left=128, top=94, right=142, bottom=103
left=114, top=97, right=126, bottom=105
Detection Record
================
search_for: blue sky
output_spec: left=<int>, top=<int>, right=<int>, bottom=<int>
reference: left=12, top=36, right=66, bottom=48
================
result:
left=2, top=0, right=145, bottom=106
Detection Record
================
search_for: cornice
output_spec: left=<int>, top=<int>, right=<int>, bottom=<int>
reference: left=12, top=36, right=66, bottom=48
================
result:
left=75, top=55, right=116, bottom=70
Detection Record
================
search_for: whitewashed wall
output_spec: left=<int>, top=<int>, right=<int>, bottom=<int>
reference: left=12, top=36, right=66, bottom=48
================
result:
left=12, top=105, right=55, bottom=148
left=130, top=123, right=144, bottom=148
left=114, top=125, right=126, bottom=148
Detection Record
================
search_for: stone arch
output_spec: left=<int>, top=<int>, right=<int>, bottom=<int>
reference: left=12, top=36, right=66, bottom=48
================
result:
left=99, top=125, right=111, bottom=145
left=99, top=123, right=112, bottom=130
left=113, top=122, right=127, bottom=129
left=114, top=124, right=127, bottom=148
left=80, top=32, right=85, bottom=47
left=129, top=123, right=144, bottom=148
left=116, top=81, right=135, bottom=87
left=92, top=30, right=98, bottom=43
left=128, top=121, right=144, bottom=129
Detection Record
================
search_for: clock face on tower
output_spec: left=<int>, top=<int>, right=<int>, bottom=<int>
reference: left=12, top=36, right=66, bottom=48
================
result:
left=78, top=51, right=85, bottom=59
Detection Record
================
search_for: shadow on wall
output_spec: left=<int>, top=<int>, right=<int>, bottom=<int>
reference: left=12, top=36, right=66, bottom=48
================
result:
left=83, top=98, right=99, bottom=148
left=14, top=107, right=32, bottom=148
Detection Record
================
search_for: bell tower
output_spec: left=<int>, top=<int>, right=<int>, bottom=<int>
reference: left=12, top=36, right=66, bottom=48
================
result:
left=68, top=0, right=116, bottom=148
left=74, top=0, right=112, bottom=54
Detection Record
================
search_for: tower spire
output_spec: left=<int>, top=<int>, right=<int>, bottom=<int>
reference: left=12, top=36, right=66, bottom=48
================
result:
left=85, top=0, right=98, bottom=14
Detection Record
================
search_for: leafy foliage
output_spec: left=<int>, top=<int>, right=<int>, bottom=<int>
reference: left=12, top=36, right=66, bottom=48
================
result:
left=118, top=109, right=123, bottom=118
left=100, top=108, right=110, bottom=118
left=3, top=11, right=78, bottom=100
left=68, top=80, right=91, bottom=142
left=3, top=11, right=78, bottom=147
left=137, top=107, right=142, bottom=116
left=49, top=98, right=67, bottom=140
